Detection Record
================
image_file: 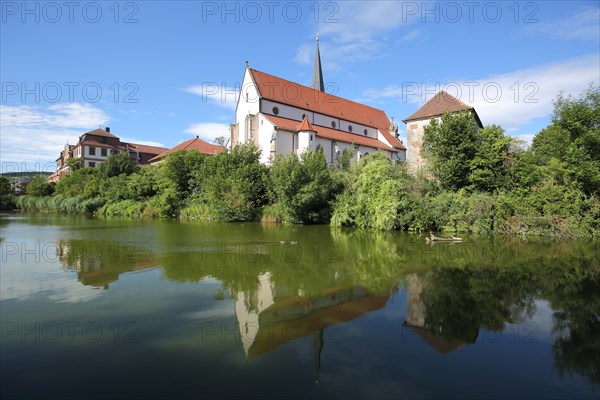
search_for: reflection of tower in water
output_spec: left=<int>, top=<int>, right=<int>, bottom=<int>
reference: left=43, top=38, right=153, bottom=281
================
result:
left=403, top=273, right=468, bottom=354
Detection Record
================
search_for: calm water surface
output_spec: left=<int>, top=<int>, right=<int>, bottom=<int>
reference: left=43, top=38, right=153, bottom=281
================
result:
left=1, top=212, right=599, bottom=399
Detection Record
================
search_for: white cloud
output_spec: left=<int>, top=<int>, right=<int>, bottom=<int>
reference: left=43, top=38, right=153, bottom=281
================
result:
left=183, top=84, right=239, bottom=110
left=184, top=122, right=230, bottom=143
left=293, top=1, right=420, bottom=70
left=523, top=7, right=600, bottom=41
left=0, top=103, right=110, bottom=170
left=361, top=53, right=599, bottom=133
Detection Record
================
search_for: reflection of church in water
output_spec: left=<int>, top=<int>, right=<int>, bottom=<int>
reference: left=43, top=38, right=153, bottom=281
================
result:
left=232, top=272, right=473, bottom=374
left=232, top=272, right=390, bottom=380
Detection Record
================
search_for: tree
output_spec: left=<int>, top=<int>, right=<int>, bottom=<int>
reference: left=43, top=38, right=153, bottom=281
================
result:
left=423, top=111, right=478, bottom=191
left=55, top=167, right=101, bottom=198
left=536, top=85, right=600, bottom=195
left=213, top=136, right=226, bottom=146
left=552, top=85, right=600, bottom=142
left=269, top=148, right=341, bottom=224
left=26, top=175, right=54, bottom=197
left=65, top=157, right=83, bottom=171
left=192, top=143, right=268, bottom=221
left=101, top=152, right=139, bottom=177
left=468, top=125, right=513, bottom=192
left=331, top=153, right=411, bottom=231
left=0, top=176, right=11, bottom=195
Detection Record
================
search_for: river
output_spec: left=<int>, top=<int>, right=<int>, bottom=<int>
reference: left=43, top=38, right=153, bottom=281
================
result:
left=1, top=212, right=598, bottom=399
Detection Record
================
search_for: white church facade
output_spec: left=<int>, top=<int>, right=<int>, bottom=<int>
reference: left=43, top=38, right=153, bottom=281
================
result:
left=229, top=40, right=407, bottom=164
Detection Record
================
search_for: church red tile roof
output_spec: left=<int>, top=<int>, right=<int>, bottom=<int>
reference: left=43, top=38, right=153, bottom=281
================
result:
left=250, top=68, right=405, bottom=150
left=149, top=136, right=226, bottom=162
left=403, top=90, right=483, bottom=127
left=264, top=114, right=396, bottom=152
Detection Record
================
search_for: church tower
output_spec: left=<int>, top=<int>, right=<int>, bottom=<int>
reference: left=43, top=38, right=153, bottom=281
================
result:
left=312, top=36, right=325, bottom=92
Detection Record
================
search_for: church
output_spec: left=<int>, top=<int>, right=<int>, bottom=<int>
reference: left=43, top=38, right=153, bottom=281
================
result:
left=229, top=39, right=407, bottom=165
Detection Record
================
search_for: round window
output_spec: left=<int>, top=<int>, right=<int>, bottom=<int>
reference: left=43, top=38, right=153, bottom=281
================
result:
left=272, top=106, right=279, bottom=115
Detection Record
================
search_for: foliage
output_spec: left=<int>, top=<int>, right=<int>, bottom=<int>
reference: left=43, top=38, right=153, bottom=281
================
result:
left=331, top=153, right=410, bottom=231
left=0, top=176, right=11, bottom=195
left=269, top=148, right=341, bottom=223
left=101, top=152, right=139, bottom=177
left=468, top=125, right=513, bottom=192
left=190, top=143, right=268, bottom=221
left=65, top=157, right=83, bottom=171
left=0, top=194, right=17, bottom=210
left=26, top=175, right=54, bottom=197
left=213, top=136, right=226, bottom=146
left=423, top=111, right=478, bottom=190
left=54, top=167, right=101, bottom=198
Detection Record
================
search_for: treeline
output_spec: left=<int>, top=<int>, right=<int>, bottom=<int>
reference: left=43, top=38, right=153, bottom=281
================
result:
left=15, top=86, right=600, bottom=238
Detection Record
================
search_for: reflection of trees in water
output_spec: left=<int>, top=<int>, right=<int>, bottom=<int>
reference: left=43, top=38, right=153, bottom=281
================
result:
left=48, top=223, right=600, bottom=387
left=548, top=267, right=600, bottom=387
left=414, top=268, right=536, bottom=345
left=56, top=239, right=157, bottom=288
left=402, top=241, right=600, bottom=387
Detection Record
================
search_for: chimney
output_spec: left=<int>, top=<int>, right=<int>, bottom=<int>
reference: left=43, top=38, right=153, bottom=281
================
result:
left=106, top=127, right=110, bottom=133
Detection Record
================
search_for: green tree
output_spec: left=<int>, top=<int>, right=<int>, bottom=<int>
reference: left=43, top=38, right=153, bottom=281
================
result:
left=468, top=125, right=513, bottom=192
left=65, top=157, right=83, bottom=171
left=101, top=152, right=139, bottom=177
left=191, top=143, right=268, bottom=221
left=55, top=167, right=101, bottom=198
left=0, top=176, right=11, bottom=195
left=213, top=136, right=226, bottom=146
left=269, top=148, right=341, bottom=224
left=331, top=153, right=410, bottom=231
left=26, top=175, right=54, bottom=197
left=552, top=85, right=600, bottom=142
left=423, top=111, right=478, bottom=191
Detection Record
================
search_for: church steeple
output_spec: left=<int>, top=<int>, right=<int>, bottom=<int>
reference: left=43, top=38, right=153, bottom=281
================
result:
left=312, top=35, right=325, bottom=92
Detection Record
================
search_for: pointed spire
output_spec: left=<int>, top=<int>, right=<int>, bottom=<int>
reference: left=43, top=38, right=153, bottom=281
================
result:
left=312, top=35, right=325, bottom=92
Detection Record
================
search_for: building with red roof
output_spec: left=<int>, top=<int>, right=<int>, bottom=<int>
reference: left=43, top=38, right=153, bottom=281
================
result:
left=403, top=90, right=483, bottom=172
left=230, top=38, right=406, bottom=165
left=49, top=127, right=167, bottom=182
left=149, top=136, right=226, bottom=163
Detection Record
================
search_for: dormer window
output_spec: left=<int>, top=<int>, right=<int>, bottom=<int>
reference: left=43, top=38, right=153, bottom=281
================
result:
left=100, top=137, right=107, bottom=143
left=272, top=106, right=279, bottom=115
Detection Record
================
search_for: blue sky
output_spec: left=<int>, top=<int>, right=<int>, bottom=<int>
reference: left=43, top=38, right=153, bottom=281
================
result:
left=1, top=0, right=599, bottom=172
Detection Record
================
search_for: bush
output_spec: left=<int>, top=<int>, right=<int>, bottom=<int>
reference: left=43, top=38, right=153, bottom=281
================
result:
left=191, top=143, right=268, bottom=222
left=331, top=154, right=410, bottom=231
left=269, top=149, right=341, bottom=224
left=26, top=175, right=54, bottom=197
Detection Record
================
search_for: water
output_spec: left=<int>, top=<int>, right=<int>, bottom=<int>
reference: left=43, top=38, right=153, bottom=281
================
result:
left=1, top=212, right=598, bottom=399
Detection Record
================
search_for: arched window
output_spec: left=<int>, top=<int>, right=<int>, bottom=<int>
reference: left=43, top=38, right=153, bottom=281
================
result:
left=348, top=125, right=353, bottom=133
left=331, top=121, right=336, bottom=128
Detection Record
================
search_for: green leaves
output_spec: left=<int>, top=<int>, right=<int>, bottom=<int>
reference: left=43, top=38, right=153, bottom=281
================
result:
left=269, top=148, right=341, bottom=224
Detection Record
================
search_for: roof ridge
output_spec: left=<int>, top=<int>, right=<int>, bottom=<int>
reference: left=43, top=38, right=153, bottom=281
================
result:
left=249, top=68, right=388, bottom=116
